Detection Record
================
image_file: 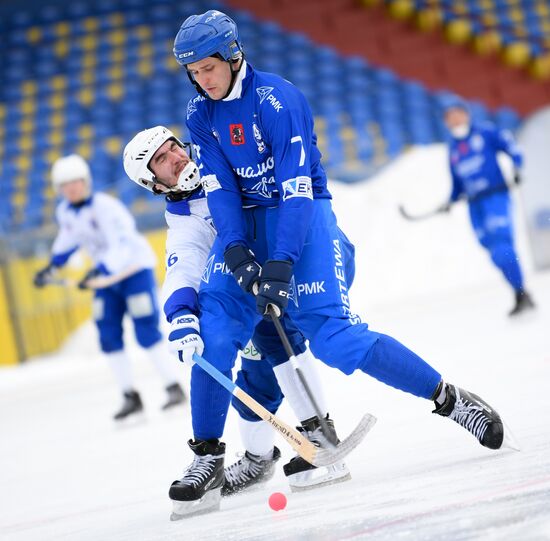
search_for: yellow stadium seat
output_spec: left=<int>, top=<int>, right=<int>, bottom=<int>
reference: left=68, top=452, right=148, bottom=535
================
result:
left=20, top=99, right=36, bottom=115
left=110, top=49, right=126, bottom=64
left=82, top=17, right=99, bottom=32
left=54, top=40, right=70, bottom=58
left=104, top=136, right=122, bottom=155
left=12, top=190, right=27, bottom=209
left=19, top=117, right=34, bottom=133
left=503, top=41, right=531, bottom=67
left=389, top=0, right=415, bottom=20
left=530, top=53, right=550, bottom=79
left=473, top=30, right=502, bottom=55
left=446, top=18, right=472, bottom=44
left=107, top=83, right=124, bottom=101
left=20, top=81, right=37, bottom=97
left=18, top=136, right=34, bottom=152
left=79, top=34, right=97, bottom=51
left=82, top=54, right=98, bottom=69
left=108, top=29, right=126, bottom=46
left=48, top=93, right=66, bottom=110
left=109, top=13, right=125, bottom=28
left=138, top=60, right=153, bottom=77
left=15, top=155, right=31, bottom=171
left=78, top=125, right=94, bottom=140
left=26, top=26, right=42, bottom=44
left=135, top=25, right=151, bottom=40
left=55, top=22, right=71, bottom=37
left=416, top=8, right=443, bottom=32
left=45, top=148, right=63, bottom=164
left=48, top=130, right=65, bottom=146
left=75, top=143, right=92, bottom=160
left=50, top=112, right=66, bottom=129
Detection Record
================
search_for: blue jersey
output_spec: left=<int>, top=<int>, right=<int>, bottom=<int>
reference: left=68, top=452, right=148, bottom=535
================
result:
left=448, top=122, right=523, bottom=202
left=186, top=61, right=331, bottom=263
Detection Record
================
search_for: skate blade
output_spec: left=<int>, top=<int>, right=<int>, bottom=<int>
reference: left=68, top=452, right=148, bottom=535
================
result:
left=289, top=471, right=351, bottom=493
left=170, top=489, right=221, bottom=520
left=501, top=420, right=521, bottom=452
left=113, top=411, right=146, bottom=427
left=312, top=413, right=377, bottom=467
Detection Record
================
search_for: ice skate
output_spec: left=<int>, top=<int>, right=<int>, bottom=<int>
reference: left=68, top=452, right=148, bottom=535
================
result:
left=113, top=390, right=143, bottom=421
left=283, top=415, right=351, bottom=493
left=222, top=446, right=281, bottom=496
left=161, top=383, right=186, bottom=410
left=509, top=290, right=535, bottom=317
left=169, top=439, right=225, bottom=520
left=433, top=384, right=504, bottom=449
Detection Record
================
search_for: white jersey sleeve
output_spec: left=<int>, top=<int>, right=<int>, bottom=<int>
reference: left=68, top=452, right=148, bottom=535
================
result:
left=51, top=192, right=156, bottom=274
left=162, top=195, right=216, bottom=321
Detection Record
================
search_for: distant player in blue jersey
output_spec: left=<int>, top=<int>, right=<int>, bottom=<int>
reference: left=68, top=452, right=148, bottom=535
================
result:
left=33, top=154, right=185, bottom=420
left=168, top=9, right=512, bottom=512
left=441, top=96, right=535, bottom=316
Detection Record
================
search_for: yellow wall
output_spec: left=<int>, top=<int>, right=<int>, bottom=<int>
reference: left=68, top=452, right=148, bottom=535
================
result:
left=0, top=228, right=167, bottom=365
left=0, top=270, right=19, bottom=365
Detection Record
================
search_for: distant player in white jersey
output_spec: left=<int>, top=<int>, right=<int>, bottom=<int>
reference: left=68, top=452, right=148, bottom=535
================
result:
left=123, top=126, right=351, bottom=506
left=33, top=154, right=185, bottom=420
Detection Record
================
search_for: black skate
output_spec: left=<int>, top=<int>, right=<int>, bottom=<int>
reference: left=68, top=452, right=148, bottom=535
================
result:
left=113, top=390, right=143, bottom=421
left=433, top=384, right=503, bottom=449
left=169, top=439, right=225, bottom=520
left=161, top=383, right=186, bottom=410
left=509, top=290, right=535, bottom=317
left=222, top=447, right=281, bottom=497
left=283, top=416, right=351, bottom=493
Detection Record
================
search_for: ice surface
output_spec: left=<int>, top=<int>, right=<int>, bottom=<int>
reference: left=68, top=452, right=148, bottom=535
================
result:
left=2, top=145, right=549, bottom=541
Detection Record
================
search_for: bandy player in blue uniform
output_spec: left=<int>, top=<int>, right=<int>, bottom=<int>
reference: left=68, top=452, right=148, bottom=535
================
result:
left=169, top=10, right=511, bottom=515
left=441, top=96, right=535, bottom=317
left=123, top=126, right=353, bottom=508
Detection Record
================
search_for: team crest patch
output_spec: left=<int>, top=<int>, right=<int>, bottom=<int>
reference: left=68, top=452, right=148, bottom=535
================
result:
left=230, top=123, right=245, bottom=145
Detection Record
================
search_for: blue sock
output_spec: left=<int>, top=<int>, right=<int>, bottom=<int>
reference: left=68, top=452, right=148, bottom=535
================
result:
left=359, top=334, right=441, bottom=399
left=191, top=365, right=232, bottom=441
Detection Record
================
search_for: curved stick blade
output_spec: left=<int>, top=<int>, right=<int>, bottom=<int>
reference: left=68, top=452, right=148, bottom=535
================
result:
left=311, top=413, right=377, bottom=467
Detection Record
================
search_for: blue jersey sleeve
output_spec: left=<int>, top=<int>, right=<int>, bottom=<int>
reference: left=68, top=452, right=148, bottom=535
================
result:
left=491, top=127, right=523, bottom=169
left=449, top=161, right=464, bottom=202
left=261, top=91, right=314, bottom=263
left=186, top=100, right=248, bottom=252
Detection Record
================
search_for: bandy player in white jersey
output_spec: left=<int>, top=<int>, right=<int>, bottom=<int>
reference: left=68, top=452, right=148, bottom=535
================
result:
left=124, top=126, right=351, bottom=500
left=33, top=154, right=185, bottom=420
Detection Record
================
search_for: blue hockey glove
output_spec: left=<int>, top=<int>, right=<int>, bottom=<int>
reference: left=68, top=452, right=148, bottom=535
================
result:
left=256, top=260, right=293, bottom=319
left=168, top=311, right=203, bottom=364
left=33, top=264, right=55, bottom=288
left=224, top=244, right=261, bottom=294
left=77, top=267, right=103, bottom=290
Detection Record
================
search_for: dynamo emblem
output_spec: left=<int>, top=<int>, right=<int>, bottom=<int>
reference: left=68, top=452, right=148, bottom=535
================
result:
left=201, top=254, right=215, bottom=284
left=256, top=86, right=274, bottom=104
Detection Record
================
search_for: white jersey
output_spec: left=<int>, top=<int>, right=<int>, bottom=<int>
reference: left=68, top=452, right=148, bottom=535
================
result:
left=52, top=192, right=156, bottom=274
left=162, top=191, right=216, bottom=320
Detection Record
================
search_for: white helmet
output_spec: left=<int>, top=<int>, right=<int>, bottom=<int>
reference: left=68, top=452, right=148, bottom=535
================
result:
left=123, top=126, right=201, bottom=194
left=51, top=154, right=92, bottom=190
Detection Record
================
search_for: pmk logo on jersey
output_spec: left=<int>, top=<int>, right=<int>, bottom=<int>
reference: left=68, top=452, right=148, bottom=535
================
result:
left=230, top=124, right=245, bottom=145
left=281, top=176, right=313, bottom=201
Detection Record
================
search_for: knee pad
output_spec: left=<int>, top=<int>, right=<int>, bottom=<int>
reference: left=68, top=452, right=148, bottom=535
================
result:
left=127, top=292, right=154, bottom=318
left=92, top=297, right=104, bottom=321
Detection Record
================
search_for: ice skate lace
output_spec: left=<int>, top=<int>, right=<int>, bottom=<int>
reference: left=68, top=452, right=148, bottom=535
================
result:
left=449, top=397, right=489, bottom=442
left=180, top=455, right=217, bottom=487
left=224, top=453, right=264, bottom=487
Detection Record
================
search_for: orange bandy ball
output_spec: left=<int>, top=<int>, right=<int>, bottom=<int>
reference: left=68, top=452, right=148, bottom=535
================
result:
left=268, top=492, right=287, bottom=511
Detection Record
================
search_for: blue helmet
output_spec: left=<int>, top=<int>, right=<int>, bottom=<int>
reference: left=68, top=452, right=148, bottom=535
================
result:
left=173, top=10, right=243, bottom=66
left=439, top=93, right=470, bottom=115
